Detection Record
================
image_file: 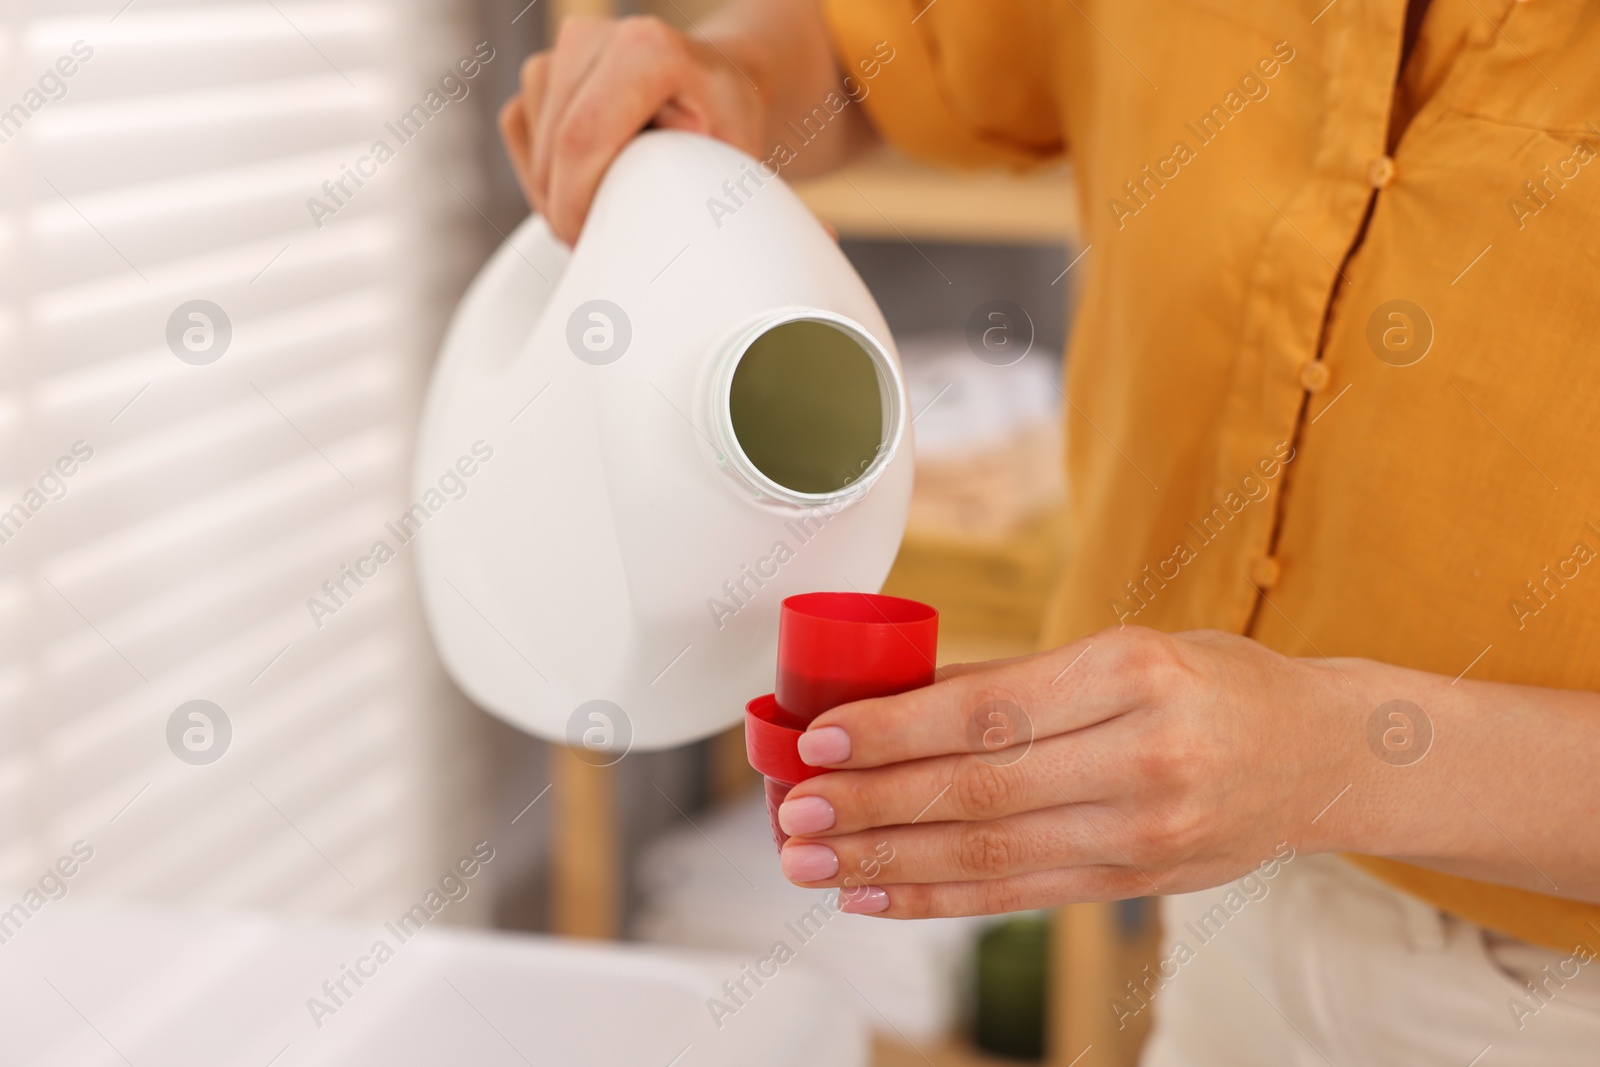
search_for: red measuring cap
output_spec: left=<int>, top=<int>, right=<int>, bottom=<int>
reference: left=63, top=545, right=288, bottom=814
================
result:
left=745, top=592, right=938, bottom=850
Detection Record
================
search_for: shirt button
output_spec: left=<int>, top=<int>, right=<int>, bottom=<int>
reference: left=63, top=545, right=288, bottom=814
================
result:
left=1298, top=359, right=1331, bottom=393
left=1250, top=555, right=1282, bottom=590
left=1368, top=156, right=1396, bottom=189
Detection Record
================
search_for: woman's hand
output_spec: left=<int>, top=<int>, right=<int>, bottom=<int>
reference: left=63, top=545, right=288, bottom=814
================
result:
left=776, top=626, right=1371, bottom=917
left=499, top=15, right=767, bottom=245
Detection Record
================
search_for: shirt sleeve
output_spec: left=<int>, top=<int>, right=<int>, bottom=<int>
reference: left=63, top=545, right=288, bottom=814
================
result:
left=824, top=0, right=1066, bottom=170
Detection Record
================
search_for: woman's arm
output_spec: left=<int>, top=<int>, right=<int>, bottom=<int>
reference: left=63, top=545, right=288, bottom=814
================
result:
left=773, top=626, right=1600, bottom=915
left=499, top=0, right=876, bottom=244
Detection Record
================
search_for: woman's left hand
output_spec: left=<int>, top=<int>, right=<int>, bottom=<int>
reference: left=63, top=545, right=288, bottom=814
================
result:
left=775, top=625, right=1376, bottom=916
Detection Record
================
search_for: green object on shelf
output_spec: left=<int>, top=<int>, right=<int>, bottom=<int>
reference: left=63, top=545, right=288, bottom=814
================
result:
left=974, top=912, right=1050, bottom=1060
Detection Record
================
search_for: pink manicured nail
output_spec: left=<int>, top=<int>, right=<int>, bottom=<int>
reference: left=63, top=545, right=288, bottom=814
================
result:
left=840, top=886, right=889, bottom=914
left=777, top=795, right=836, bottom=836
left=780, top=843, right=839, bottom=882
left=797, top=726, right=850, bottom=766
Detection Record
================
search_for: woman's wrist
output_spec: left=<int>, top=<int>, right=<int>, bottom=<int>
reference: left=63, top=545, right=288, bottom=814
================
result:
left=1299, top=655, right=1513, bottom=873
left=1290, top=655, right=1443, bottom=859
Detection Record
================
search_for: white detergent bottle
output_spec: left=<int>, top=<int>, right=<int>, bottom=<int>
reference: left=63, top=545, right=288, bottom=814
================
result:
left=412, top=130, right=913, bottom=752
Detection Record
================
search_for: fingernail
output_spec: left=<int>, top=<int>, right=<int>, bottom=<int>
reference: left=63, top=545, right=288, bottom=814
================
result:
left=777, top=795, right=835, bottom=836
left=840, top=886, right=889, bottom=914
left=797, top=726, right=850, bottom=766
left=780, top=843, right=839, bottom=883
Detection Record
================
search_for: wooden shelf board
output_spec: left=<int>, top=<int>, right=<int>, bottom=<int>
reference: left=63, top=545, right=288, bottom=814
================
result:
left=794, top=152, right=1078, bottom=245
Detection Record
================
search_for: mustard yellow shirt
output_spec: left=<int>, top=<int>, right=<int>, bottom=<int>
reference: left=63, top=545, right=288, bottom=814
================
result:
left=825, top=0, right=1600, bottom=952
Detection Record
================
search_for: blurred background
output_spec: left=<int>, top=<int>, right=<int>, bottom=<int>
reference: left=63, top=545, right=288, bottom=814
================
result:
left=0, top=0, right=1156, bottom=1063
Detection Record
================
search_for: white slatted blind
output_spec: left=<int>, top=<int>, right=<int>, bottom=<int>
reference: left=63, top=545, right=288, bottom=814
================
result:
left=0, top=0, right=496, bottom=922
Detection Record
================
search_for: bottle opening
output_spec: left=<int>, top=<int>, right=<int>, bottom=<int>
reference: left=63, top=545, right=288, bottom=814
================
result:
left=724, top=316, right=896, bottom=501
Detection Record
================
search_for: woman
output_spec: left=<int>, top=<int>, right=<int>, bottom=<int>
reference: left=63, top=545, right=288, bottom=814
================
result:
left=500, top=1, right=1600, bottom=1061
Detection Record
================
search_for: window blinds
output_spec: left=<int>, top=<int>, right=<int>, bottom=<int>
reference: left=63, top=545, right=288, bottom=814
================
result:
left=0, top=0, right=496, bottom=924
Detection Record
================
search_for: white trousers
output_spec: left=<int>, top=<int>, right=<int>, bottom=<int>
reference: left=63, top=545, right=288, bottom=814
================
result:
left=1141, top=854, right=1600, bottom=1066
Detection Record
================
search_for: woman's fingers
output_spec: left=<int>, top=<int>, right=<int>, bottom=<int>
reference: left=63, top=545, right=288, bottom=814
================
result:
left=543, top=20, right=705, bottom=241
left=936, top=652, right=1041, bottom=681
left=780, top=803, right=1138, bottom=888
left=781, top=722, right=1142, bottom=837
left=800, top=633, right=1159, bottom=770
left=527, top=17, right=611, bottom=228
left=842, top=866, right=1152, bottom=919
left=497, top=15, right=771, bottom=241
left=504, top=51, right=551, bottom=210
left=498, top=93, right=534, bottom=208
